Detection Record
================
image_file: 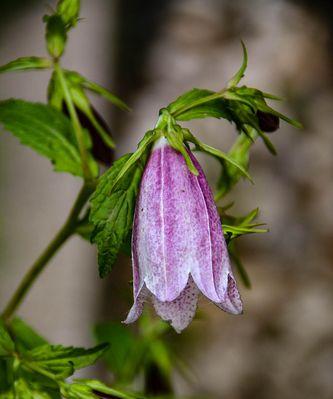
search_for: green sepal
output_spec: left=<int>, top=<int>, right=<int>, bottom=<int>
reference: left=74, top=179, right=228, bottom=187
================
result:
left=183, top=129, right=253, bottom=182
left=165, top=129, right=198, bottom=176
left=0, top=57, right=52, bottom=74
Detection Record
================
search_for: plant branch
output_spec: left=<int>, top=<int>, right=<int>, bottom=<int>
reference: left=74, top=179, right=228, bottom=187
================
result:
left=1, top=182, right=95, bottom=322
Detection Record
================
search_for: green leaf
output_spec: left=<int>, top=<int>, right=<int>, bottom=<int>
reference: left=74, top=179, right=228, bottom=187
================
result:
left=65, top=70, right=130, bottom=111
left=25, top=344, right=108, bottom=377
left=227, top=41, right=248, bottom=88
left=9, top=318, right=47, bottom=352
left=90, top=151, right=146, bottom=277
left=215, top=131, right=255, bottom=200
left=168, top=88, right=230, bottom=121
left=168, top=88, right=214, bottom=115
left=76, top=379, right=140, bottom=399
left=0, top=99, right=83, bottom=176
left=0, top=320, right=15, bottom=358
left=0, top=57, right=52, bottom=74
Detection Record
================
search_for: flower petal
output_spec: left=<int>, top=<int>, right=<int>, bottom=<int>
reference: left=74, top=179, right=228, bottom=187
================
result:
left=124, top=285, right=149, bottom=324
left=152, top=276, right=199, bottom=333
left=133, top=137, right=206, bottom=301
left=216, top=275, right=243, bottom=315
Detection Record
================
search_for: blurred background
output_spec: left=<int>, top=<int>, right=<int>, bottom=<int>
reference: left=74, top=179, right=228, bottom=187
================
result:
left=0, top=0, right=333, bottom=398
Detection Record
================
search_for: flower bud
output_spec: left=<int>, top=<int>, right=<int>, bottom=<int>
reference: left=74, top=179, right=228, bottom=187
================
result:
left=257, top=110, right=280, bottom=133
left=57, top=0, right=80, bottom=28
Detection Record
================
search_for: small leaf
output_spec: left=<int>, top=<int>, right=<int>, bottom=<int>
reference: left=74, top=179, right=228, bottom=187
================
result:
left=227, top=41, right=248, bottom=88
left=0, top=99, right=83, bottom=176
left=0, top=57, right=52, bottom=74
left=0, top=320, right=15, bottom=357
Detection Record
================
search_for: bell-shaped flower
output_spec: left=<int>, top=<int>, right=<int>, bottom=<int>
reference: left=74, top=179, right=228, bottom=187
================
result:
left=125, top=137, right=242, bottom=332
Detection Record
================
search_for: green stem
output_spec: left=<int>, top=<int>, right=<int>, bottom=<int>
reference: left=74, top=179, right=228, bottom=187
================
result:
left=1, top=183, right=94, bottom=322
left=54, top=62, right=93, bottom=180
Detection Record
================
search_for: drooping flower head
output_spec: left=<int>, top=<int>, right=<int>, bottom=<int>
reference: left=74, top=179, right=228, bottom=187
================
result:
left=125, top=137, right=242, bottom=332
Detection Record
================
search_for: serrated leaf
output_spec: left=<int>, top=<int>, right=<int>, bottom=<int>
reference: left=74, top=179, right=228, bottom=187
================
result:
left=0, top=57, right=52, bottom=74
left=0, top=320, right=15, bottom=358
left=10, top=318, right=47, bottom=352
left=90, top=154, right=145, bottom=277
left=25, top=344, right=108, bottom=379
left=0, top=100, right=83, bottom=176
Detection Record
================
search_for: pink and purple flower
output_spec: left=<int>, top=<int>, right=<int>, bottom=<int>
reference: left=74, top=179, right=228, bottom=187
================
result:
left=125, top=137, right=242, bottom=332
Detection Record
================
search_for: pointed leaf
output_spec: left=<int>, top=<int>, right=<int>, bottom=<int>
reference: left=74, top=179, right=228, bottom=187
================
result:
left=0, top=100, right=83, bottom=176
left=0, top=57, right=52, bottom=74
left=227, top=41, right=248, bottom=88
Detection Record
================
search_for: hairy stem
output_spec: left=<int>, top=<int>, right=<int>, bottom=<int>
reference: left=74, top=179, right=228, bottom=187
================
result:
left=1, top=183, right=94, bottom=322
left=54, top=62, right=93, bottom=180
